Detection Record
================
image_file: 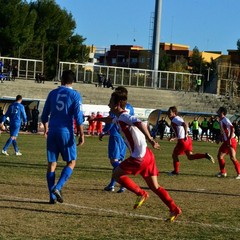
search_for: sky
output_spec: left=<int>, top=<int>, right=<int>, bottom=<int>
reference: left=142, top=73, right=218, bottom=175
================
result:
left=55, top=0, right=240, bottom=54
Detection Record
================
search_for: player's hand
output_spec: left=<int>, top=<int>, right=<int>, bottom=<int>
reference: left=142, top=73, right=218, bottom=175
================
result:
left=77, top=135, right=84, bottom=146
left=99, top=132, right=104, bottom=141
left=150, top=139, right=160, bottom=150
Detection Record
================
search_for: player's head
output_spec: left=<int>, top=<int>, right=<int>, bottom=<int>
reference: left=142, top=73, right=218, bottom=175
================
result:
left=16, top=95, right=22, bottom=102
left=61, top=70, right=76, bottom=85
left=217, top=106, right=227, bottom=117
left=109, top=91, right=127, bottom=112
left=168, top=106, right=178, bottom=119
left=115, top=86, right=128, bottom=95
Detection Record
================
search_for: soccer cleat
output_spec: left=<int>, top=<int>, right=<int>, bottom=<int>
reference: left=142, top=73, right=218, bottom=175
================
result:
left=104, top=185, right=115, bottom=192
left=133, top=192, right=149, bottom=209
left=49, top=199, right=57, bottom=204
left=165, top=207, right=182, bottom=222
left=52, top=188, right=63, bottom=203
left=117, top=187, right=125, bottom=193
left=235, top=174, right=240, bottom=180
left=217, top=172, right=227, bottom=178
left=1, top=150, right=9, bottom=156
left=168, top=171, right=179, bottom=176
left=205, top=153, right=215, bottom=163
left=15, top=152, right=22, bottom=156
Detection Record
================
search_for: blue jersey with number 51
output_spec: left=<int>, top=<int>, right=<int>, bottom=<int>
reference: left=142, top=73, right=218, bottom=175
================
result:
left=41, top=86, right=84, bottom=133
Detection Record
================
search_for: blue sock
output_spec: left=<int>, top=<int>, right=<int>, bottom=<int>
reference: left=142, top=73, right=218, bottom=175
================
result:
left=12, top=140, right=19, bottom=152
left=108, top=160, right=120, bottom=187
left=109, top=177, right=116, bottom=188
left=55, top=166, right=73, bottom=191
left=47, top=172, right=56, bottom=200
left=3, top=138, right=13, bottom=151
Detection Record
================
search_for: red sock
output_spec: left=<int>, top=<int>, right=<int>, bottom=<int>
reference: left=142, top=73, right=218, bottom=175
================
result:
left=117, top=175, right=145, bottom=196
left=233, top=160, right=240, bottom=174
left=218, top=158, right=226, bottom=173
left=174, top=161, right=180, bottom=173
left=191, top=153, right=206, bottom=160
left=156, top=187, right=177, bottom=211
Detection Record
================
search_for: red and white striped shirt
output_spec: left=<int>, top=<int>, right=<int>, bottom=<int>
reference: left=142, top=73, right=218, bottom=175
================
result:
left=113, top=112, right=147, bottom=158
left=220, top=116, right=235, bottom=142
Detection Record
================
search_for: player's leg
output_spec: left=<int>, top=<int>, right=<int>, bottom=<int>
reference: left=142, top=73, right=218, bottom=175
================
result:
left=113, top=166, right=145, bottom=197
left=168, top=153, right=180, bottom=175
left=228, top=141, right=240, bottom=178
left=144, top=175, right=181, bottom=221
left=47, top=161, right=57, bottom=204
left=53, top=132, right=76, bottom=201
left=217, top=148, right=227, bottom=177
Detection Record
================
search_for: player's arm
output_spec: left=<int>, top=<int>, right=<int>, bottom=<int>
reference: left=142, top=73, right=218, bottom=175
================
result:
left=135, top=121, right=160, bottom=150
left=94, top=115, right=113, bottom=124
left=182, top=122, right=188, bottom=140
left=76, top=124, right=84, bottom=146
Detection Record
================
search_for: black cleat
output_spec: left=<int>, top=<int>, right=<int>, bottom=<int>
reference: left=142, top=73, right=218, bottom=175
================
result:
left=49, top=199, right=57, bottom=204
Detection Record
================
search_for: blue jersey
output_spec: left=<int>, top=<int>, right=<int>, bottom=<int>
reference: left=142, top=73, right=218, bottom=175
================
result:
left=41, top=86, right=84, bottom=133
left=126, top=102, right=134, bottom=116
left=2, top=102, right=27, bottom=127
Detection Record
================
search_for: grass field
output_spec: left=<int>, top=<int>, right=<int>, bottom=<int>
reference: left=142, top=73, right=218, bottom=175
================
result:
left=0, top=133, right=240, bottom=240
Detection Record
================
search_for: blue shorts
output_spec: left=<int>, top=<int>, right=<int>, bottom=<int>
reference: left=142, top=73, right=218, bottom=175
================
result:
left=108, top=135, right=126, bottom=161
left=10, top=124, right=21, bottom=137
left=47, top=131, right=76, bottom=163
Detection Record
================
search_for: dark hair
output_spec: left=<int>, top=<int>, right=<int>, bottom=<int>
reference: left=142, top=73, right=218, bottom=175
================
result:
left=168, top=106, right=178, bottom=115
left=111, top=91, right=127, bottom=109
left=115, top=86, right=128, bottom=95
left=218, top=106, right=227, bottom=115
left=61, top=70, right=76, bottom=84
left=16, top=95, right=22, bottom=101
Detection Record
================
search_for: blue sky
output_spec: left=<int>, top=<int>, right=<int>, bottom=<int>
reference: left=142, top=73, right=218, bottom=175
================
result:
left=55, top=0, right=239, bottom=54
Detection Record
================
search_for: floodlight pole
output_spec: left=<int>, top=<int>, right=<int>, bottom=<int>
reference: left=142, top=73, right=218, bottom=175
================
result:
left=152, top=0, right=162, bottom=88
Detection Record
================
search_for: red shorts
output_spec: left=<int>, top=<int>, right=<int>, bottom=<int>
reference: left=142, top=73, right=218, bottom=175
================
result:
left=219, top=138, right=237, bottom=154
left=173, top=136, right=193, bottom=155
left=119, top=147, right=159, bottom=177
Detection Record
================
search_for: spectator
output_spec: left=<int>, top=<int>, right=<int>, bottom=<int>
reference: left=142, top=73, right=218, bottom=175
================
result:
left=32, top=106, right=40, bottom=133
left=87, top=112, right=96, bottom=135
left=95, top=112, right=103, bottom=135
left=12, top=65, right=18, bottom=81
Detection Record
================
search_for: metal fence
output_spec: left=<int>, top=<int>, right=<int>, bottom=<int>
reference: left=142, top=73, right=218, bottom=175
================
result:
left=58, top=62, right=202, bottom=92
left=0, top=56, right=43, bottom=80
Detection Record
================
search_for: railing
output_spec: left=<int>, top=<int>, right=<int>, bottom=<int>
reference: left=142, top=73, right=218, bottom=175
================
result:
left=0, top=56, right=43, bottom=80
left=58, top=62, right=202, bottom=92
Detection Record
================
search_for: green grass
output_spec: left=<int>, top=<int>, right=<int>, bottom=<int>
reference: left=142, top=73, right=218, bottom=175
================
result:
left=0, top=133, right=240, bottom=239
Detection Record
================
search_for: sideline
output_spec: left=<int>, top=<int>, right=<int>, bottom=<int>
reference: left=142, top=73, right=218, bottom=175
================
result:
left=0, top=194, right=240, bottom=232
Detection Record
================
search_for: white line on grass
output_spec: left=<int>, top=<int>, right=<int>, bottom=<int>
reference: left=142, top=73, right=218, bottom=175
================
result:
left=1, top=194, right=240, bottom=232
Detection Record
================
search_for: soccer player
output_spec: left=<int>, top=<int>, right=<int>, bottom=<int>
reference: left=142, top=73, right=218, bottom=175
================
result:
left=41, top=70, right=85, bottom=204
left=167, top=106, right=215, bottom=175
left=216, top=107, right=240, bottom=179
left=1, top=95, right=27, bottom=156
left=100, top=102, right=134, bottom=193
left=102, top=89, right=182, bottom=222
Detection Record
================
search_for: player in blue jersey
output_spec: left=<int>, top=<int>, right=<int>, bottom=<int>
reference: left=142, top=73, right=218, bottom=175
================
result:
left=99, top=86, right=134, bottom=193
left=41, top=70, right=85, bottom=204
left=1, top=95, right=27, bottom=156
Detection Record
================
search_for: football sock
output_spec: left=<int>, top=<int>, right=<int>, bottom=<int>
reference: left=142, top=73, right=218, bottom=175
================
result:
left=12, top=140, right=19, bottom=152
left=47, top=172, right=55, bottom=199
left=218, top=158, right=226, bottom=172
left=109, top=178, right=116, bottom=188
left=3, top=138, right=12, bottom=151
left=191, top=153, right=206, bottom=160
left=233, top=159, right=240, bottom=174
left=55, top=166, right=73, bottom=191
left=174, top=161, right=180, bottom=173
left=155, top=187, right=177, bottom=212
left=117, top=175, right=145, bottom=196
left=109, top=160, right=120, bottom=187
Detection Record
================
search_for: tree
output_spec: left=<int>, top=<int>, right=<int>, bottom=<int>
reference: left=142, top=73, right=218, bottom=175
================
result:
left=0, top=0, right=36, bottom=56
